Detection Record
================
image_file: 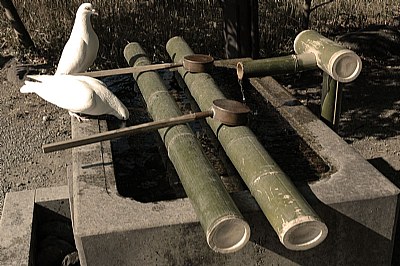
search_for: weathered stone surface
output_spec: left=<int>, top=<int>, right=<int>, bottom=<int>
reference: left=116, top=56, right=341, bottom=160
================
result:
left=70, top=76, right=399, bottom=265
left=0, top=186, right=70, bottom=266
left=0, top=190, right=35, bottom=266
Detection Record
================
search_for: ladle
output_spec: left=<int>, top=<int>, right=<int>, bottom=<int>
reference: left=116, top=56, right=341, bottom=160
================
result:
left=42, top=99, right=250, bottom=153
left=77, top=54, right=215, bottom=78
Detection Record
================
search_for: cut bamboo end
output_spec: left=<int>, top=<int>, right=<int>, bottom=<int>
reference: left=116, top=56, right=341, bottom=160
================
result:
left=280, top=216, right=328, bottom=251
left=328, top=49, right=362, bottom=83
left=236, top=62, right=245, bottom=80
left=207, top=215, right=251, bottom=254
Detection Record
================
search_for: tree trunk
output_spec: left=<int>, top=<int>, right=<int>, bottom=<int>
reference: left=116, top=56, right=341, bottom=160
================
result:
left=302, top=0, right=312, bottom=30
left=0, top=0, right=35, bottom=49
left=221, top=0, right=259, bottom=59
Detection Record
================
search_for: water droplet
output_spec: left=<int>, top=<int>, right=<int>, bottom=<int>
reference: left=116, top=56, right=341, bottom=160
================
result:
left=238, top=79, right=246, bottom=104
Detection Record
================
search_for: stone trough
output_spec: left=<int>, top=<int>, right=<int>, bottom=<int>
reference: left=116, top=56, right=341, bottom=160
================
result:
left=1, top=47, right=399, bottom=265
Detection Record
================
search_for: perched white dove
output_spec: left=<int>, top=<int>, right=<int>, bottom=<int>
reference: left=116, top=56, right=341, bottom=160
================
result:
left=55, top=3, right=99, bottom=75
left=20, top=75, right=129, bottom=121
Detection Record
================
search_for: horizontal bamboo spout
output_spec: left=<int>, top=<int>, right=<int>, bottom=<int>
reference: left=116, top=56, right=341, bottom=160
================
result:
left=236, top=53, right=317, bottom=80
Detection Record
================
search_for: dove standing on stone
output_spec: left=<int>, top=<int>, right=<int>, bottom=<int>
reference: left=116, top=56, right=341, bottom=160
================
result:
left=20, top=75, right=129, bottom=121
left=55, top=3, right=99, bottom=74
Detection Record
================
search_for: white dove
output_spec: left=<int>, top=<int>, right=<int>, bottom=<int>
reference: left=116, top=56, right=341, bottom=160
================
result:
left=20, top=75, right=129, bottom=121
left=55, top=3, right=99, bottom=75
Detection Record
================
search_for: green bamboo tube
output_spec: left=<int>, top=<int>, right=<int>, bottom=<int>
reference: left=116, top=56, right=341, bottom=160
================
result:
left=166, top=36, right=328, bottom=251
left=124, top=43, right=250, bottom=253
left=321, top=72, right=344, bottom=131
left=294, top=30, right=362, bottom=83
left=236, top=53, right=317, bottom=80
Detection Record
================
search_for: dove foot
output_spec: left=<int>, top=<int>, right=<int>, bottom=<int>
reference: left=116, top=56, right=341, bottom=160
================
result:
left=68, top=111, right=90, bottom=122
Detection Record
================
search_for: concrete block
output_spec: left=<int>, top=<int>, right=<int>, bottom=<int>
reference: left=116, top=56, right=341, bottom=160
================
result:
left=71, top=77, right=399, bottom=265
left=0, top=186, right=70, bottom=266
left=0, top=190, right=35, bottom=266
left=35, top=186, right=71, bottom=219
left=250, top=76, right=400, bottom=264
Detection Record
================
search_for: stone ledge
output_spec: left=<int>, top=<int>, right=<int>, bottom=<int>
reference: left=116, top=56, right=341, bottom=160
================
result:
left=0, top=185, right=69, bottom=266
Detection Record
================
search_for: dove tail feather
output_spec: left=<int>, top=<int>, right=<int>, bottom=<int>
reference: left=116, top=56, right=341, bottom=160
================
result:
left=20, top=81, right=40, bottom=93
left=26, top=75, right=43, bottom=82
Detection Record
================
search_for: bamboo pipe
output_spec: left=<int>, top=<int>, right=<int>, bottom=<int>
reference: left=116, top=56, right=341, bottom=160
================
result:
left=166, top=36, right=328, bottom=251
left=124, top=42, right=250, bottom=254
left=236, top=53, right=317, bottom=80
left=294, top=30, right=362, bottom=83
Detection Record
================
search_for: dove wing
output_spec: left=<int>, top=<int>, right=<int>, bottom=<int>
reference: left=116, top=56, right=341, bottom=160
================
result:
left=55, top=37, right=88, bottom=74
left=22, top=76, right=95, bottom=113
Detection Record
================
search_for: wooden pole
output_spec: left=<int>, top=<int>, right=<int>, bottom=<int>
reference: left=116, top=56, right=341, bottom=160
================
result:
left=0, top=0, right=35, bottom=49
left=76, top=62, right=182, bottom=78
left=124, top=43, right=250, bottom=254
left=42, top=111, right=213, bottom=153
left=166, top=36, right=328, bottom=251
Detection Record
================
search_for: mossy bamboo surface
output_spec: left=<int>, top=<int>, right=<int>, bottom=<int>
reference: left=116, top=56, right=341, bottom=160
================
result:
left=166, top=36, right=328, bottom=251
left=124, top=43, right=250, bottom=254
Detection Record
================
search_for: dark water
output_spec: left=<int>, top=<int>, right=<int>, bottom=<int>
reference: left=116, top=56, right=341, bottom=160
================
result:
left=101, top=73, right=184, bottom=201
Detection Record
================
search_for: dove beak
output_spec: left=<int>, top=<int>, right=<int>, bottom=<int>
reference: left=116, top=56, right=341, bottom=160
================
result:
left=91, top=9, right=98, bottom=16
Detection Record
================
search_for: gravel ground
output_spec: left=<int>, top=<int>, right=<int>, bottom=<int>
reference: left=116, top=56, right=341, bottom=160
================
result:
left=0, top=58, right=72, bottom=217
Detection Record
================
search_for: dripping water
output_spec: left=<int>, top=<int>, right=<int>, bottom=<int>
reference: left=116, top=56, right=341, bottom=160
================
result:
left=238, top=78, right=259, bottom=117
left=238, top=78, right=246, bottom=104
